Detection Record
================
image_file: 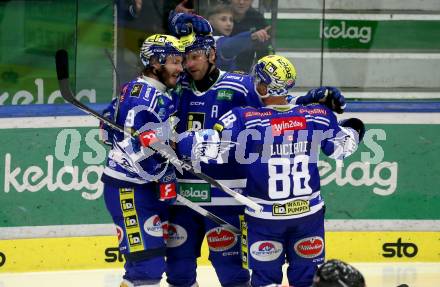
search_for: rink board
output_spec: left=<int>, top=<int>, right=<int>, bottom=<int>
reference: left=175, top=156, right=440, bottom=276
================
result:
left=0, top=232, right=438, bottom=272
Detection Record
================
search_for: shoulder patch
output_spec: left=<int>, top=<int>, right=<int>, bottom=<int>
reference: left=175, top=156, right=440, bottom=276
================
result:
left=130, top=83, right=144, bottom=97
left=216, top=89, right=234, bottom=101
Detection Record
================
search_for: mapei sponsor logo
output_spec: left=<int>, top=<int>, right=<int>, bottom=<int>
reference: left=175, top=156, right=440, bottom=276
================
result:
left=206, top=227, right=237, bottom=252
left=382, top=238, right=418, bottom=258
left=294, top=236, right=324, bottom=258
left=270, top=117, right=306, bottom=136
left=166, top=224, right=187, bottom=248
left=272, top=199, right=310, bottom=216
left=144, top=215, right=163, bottom=237
left=179, top=183, right=211, bottom=202
left=320, top=20, right=372, bottom=44
left=244, top=111, right=273, bottom=118
left=250, top=241, right=283, bottom=261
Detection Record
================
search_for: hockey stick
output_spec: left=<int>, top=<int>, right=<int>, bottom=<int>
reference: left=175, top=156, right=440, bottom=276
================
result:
left=55, top=50, right=262, bottom=213
left=55, top=50, right=260, bottom=230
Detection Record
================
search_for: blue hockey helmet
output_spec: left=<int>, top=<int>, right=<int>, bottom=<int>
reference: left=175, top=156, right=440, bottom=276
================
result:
left=140, top=34, right=184, bottom=67
left=252, top=54, right=297, bottom=97
left=180, top=32, right=216, bottom=54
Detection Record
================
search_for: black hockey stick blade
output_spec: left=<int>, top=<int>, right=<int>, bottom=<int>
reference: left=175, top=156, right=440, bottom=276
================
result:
left=55, top=49, right=69, bottom=80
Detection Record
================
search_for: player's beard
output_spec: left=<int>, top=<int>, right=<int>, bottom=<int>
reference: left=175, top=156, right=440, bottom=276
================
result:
left=156, top=65, right=178, bottom=89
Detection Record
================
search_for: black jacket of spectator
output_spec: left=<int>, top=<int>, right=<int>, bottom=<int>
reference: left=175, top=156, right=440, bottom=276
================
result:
left=230, top=7, right=269, bottom=72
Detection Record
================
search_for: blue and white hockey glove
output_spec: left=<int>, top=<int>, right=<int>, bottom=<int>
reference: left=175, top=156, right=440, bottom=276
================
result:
left=99, top=101, right=117, bottom=146
left=177, top=129, right=226, bottom=163
left=157, top=166, right=178, bottom=204
left=339, top=118, right=365, bottom=142
left=169, top=11, right=212, bottom=36
left=297, top=86, right=346, bottom=114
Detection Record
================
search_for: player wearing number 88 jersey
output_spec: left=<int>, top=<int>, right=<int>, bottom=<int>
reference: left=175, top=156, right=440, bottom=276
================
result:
left=211, top=55, right=364, bottom=287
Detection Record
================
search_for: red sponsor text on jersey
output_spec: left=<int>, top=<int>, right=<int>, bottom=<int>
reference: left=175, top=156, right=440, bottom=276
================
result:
left=244, top=111, right=273, bottom=118
left=298, top=107, right=327, bottom=115
left=270, top=116, right=306, bottom=136
left=206, top=228, right=237, bottom=251
left=294, top=236, right=324, bottom=258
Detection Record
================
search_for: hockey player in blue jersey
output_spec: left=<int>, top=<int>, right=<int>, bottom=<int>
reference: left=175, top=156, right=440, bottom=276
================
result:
left=100, top=34, right=184, bottom=287
left=166, top=13, right=349, bottom=287
left=204, top=55, right=365, bottom=287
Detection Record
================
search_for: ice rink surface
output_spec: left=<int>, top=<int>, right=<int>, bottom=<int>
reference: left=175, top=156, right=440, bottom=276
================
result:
left=0, top=263, right=439, bottom=287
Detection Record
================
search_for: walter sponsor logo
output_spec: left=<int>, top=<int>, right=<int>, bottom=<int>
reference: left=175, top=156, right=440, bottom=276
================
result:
left=0, top=78, right=96, bottom=105
left=3, top=153, right=104, bottom=200
left=382, top=238, right=418, bottom=258
left=320, top=20, right=372, bottom=44
left=116, top=225, right=124, bottom=244
left=270, top=117, right=306, bottom=136
left=206, top=227, right=237, bottom=252
left=244, top=111, right=273, bottom=118
left=217, top=89, right=234, bottom=101
left=250, top=241, right=283, bottom=262
left=144, top=215, right=163, bottom=237
left=298, top=107, right=327, bottom=115
left=166, top=224, right=188, bottom=248
left=179, top=183, right=211, bottom=202
left=294, top=236, right=324, bottom=258
left=273, top=200, right=310, bottom=216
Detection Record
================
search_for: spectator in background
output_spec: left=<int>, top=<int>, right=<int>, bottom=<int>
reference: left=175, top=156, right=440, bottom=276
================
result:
left=230, top=0, right=270, bottom=72
left=206, top=3, right=270, bottom=71
left=116, top=0, right=166, bottom=83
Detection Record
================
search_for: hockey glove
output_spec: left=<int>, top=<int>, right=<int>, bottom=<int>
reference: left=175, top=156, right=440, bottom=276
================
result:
left=169, top=11, right=212, bottom=36
left=297, top=86, right=346, bottom=114
left=339, top=118, right=365, bottom=142
left=99, top=101, right=117, bottom=146
left=157, top=166, right=178, bottom=204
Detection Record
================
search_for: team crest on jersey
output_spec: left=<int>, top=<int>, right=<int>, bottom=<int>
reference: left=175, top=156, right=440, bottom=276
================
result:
left=272, top=200, right=310, bottom=216
left=187, top=112, right=205, bottom=130
left=216, top=89, right=233, bottom=101
left=130, top=84, right=143, bottom=97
